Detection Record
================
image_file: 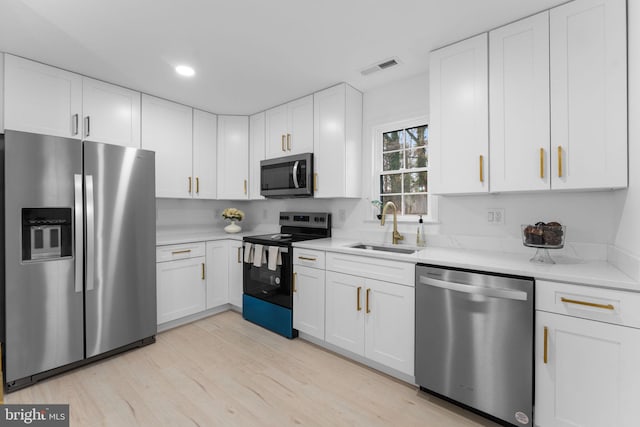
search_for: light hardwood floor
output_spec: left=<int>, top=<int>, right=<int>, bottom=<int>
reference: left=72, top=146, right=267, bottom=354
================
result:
left=6, top=311, right=497, bottom=426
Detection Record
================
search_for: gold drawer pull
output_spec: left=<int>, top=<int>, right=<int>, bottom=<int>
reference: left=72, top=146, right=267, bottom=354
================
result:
left=244, top=179, right=247, bottom=195
left=298, top=256, right=317, bottom=261
left=479, top=155, right=484, bottom=183
left=171, top=249, right=192, bottom=255
left=560, top=297, right=614, bottom=310
left=196, top=177, right=200, bottom=194
left=357, top=286, right=362, bottom=311
left=237, top=247, right=242, bottom=263
left=314, top=173, right=318, bottom=192
left=201, top=263, right=205, bottom=280
left=287, top=133, right=291, bottom=151
left=539, top=148, right=544, bottom=178
left=557, top=146, right=563, bottom=177
left=188, top=176, right=192, bottom=193
left=366, top=288, right=371, bottom=313
left=543, top=326, right=548, bottom=364
left=293, top=272, right=297, bottom=293
left=281, top=135, right=286, bottom=151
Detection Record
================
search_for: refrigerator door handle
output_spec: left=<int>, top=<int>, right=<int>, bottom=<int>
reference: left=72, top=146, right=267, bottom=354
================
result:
left=74, top=174, right=84, bottom=293
left=85, top=175, right=95, bottom=291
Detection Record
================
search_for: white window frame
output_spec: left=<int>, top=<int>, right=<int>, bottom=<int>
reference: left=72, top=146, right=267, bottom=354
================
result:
left=371, top=116, right=438, bottom=223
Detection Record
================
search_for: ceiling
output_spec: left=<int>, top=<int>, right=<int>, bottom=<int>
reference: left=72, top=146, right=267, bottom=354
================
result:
left=0, top=0, right=567, bottom=115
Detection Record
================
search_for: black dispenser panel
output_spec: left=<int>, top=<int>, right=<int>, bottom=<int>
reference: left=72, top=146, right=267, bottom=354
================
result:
left=22, top=208, right=73, bottom=261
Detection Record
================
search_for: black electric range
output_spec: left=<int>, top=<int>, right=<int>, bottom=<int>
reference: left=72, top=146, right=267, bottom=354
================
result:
left=242, top=212, right=331, bottom=338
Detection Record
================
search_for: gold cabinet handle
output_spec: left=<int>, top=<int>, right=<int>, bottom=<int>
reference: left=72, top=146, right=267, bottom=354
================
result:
left=293, top=272, right=297, bottom=293
left=540, top=148, right=545, bottom=179
left=314, top=173, right=318, bottom=192
left=560, top=297, right=614, bottom=310
left=543, top=326, right=548, bottom=364
left=244, top=179, right=247, bottom=195
left=196, top=177, right=200, bottom=194
left=557, top=146, right=563, bottom=177
left=237, top=247, right=241, bottom=263
left=357, top=286, right=362, bottom=311
left=281, top=134, right=286, bottom=151
left=366, top=288, right=371, bottom=313
left=297, top=256, right=317, bottom=261
left=172, top=249, right=191, bottom=255
left=287, top=133, right=291, bottom=151
left=201, top=263, right=205, bottom=280
left=479, top=155, right=484, bottom=183
left=188, top=177, right=192, bottom=193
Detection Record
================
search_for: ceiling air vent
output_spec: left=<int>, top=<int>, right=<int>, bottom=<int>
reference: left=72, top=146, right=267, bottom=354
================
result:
left=360, top=57, right=401, bottom=76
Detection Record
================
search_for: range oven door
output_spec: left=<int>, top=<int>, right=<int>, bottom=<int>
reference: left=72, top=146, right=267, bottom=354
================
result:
left=260, top=153, right=313, bottom=198
left=243, top=246, right=292, bottom=308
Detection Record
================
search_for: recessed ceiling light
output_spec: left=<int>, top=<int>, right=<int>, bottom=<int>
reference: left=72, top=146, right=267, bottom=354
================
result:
left=175, top=65, right=195, bottom=77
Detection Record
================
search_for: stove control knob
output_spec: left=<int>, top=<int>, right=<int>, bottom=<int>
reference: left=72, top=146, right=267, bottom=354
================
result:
left=275, top=277, right=280, bottom=285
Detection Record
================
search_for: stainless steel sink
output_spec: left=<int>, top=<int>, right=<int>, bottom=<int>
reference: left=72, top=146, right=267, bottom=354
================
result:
left=348, top=243, right=418, bottom=254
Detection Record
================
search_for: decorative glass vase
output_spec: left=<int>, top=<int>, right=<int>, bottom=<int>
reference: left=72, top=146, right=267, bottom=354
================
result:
left=224, top=220, right=241, bottom=234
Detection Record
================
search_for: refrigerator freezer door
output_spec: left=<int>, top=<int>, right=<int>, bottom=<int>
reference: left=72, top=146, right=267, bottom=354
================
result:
left=3, top=130, right=84, bottom=383
left=83, top=141, right=156, bottom=358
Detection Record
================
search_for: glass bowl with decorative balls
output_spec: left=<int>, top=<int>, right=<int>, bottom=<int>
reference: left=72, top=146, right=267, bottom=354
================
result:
left=521, top=222, right=565, bottom=264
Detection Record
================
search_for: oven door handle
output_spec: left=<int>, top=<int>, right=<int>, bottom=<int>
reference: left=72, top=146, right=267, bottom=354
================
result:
left=419, top=276, right=528, bottom=301
left=292, top=161, right=300, bottom=189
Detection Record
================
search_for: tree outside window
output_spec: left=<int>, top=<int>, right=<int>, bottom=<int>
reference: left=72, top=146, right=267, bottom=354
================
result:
left=379, top=125, right=429, bottom=216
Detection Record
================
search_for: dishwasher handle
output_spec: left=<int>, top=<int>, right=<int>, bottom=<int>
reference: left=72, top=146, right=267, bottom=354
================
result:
left=419, top=276, right=528, bottom=301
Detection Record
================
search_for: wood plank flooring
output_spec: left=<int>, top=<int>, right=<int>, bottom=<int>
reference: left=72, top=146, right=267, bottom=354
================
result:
left=6, top=311, right=497, bottom=426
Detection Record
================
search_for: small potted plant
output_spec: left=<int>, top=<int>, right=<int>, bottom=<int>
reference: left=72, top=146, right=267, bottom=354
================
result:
left=222, top=208, right=245, bottom=234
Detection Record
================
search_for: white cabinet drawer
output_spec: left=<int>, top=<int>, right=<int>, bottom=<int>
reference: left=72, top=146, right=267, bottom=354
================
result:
left=536, top=280, right=640, bottom=329
left=293, top=248, right=325, bottom=269
left=326, top=252, right=414, bottom=286
left=156, top=242, right=206, bottom=262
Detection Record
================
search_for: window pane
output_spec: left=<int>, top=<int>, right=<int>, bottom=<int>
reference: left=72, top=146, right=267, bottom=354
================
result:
left=403, top=172, right=428, bottom=193
left=405, top=125, right=428, bottom=148
left=381, top=195, right=403, bottom=215
left=383, top=151, right=403, bottom=171
left=405, top=194, right=428, bottom=215
left=383, top=130, right=402, bottom=151
left=406, top=147, right=427, bottom=168
left=380, top=174, right=402, bottom=194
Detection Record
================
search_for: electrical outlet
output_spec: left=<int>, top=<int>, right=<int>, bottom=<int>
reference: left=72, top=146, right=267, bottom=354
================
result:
left=487, top=208, right=505, bottom=225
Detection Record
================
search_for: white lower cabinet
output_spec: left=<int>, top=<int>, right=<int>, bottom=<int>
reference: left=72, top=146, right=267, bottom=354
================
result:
left=228, top=240, right=244, bottom=308
left=535, top=280, right=640, bottom=427
left=535, top=311, right=640, bottom=427
left=293, top=264, right=326, bottom=340
left=325, top=270, right=414, bottom=375
left=156, top=256, right=206, bottom=324
left=205, top=241, right=229, bottom=309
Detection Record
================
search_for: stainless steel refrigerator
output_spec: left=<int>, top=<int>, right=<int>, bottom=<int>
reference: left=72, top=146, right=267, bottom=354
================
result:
left=0, top=130, right=157, bottom=391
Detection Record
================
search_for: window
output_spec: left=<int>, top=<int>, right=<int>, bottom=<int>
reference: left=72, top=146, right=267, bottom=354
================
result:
left=374, top=118, right=436, bottom=221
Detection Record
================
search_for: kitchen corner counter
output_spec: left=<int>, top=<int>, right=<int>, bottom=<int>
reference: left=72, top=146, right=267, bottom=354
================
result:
left=293, top=238, right=640, bottom=292
left=156, top=228, right=248, bottom=246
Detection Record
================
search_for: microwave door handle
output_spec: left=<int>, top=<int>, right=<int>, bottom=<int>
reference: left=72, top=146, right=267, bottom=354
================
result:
left=292, top=160, right=300, bottom=189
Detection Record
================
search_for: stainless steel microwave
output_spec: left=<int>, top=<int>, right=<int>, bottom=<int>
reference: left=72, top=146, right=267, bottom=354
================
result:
left=260, top=153, right=313, bottom=198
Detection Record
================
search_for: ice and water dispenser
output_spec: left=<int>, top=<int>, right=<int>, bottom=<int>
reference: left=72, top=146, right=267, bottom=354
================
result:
left=21, top=208, right=73, bottom=261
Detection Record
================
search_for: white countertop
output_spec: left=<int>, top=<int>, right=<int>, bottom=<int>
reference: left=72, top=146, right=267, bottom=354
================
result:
left=293, top=238, right=640, bottom=292
left=156, top=226, right=281, bottom=246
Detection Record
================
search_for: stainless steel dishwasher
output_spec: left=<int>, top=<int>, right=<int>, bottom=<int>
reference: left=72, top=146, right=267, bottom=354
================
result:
left=415, top=264, right=534, bottom=426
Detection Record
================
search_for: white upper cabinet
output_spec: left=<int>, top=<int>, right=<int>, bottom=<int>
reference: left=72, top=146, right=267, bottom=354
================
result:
left=313, top=83, right=363, bottom=198
left=141, top=94, right=193, bottom=198
left=429, top=34, right=489, bottom=194
left=249, top=112, right=266, bottom=200
left=82, top=77, right=141, bottom=148
left=217, top=115, right=249, bottom=200
left=4, top=55, right=141, bottom=147
left=4, top=54, right=82, bottom=139
left=489, top=12, right=550, bottom=192
left=193, top=109, right=218, bottom=199
left=265, top=95, right=313, bottom=159
left=550, top=0, right=627, bottom=190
